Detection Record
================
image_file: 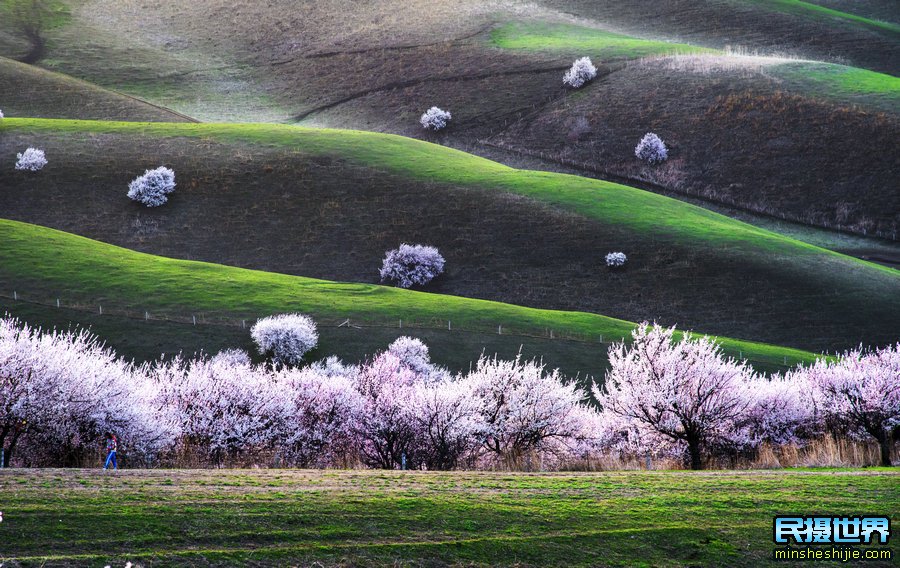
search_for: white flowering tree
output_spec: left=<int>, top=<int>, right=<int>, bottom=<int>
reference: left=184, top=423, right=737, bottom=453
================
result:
left=462, top=355, right=596, bottom=468
left=635, top=133, right=668, bottom=164
left=379, top=244, right=445, bottom=288
left=796, top=344, right=900, bottom=466
left=152, top=354, right=284, bottom=465
left=352, top=352, right=420, bottom=468
left=0, top=318, right=170, bottom=467
left=411, top=379, right=478, bottom=470
left=420, top=106, right=451, bottom=130
left=274, top=365, right=362, bottom=467
left=127, top=167, right=176, bottom=207
left=15, top=148, right=47, bottom=171
left=605, top=252, right=627, bottom=268
left=594, top=324, right=755, bottom=469
left=251, top=313, right=319, bottom=367
left=563, top=56, right=597, bottom=88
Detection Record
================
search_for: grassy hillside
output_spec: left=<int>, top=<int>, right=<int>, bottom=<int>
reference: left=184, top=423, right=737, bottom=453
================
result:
left=0, top=56, right=194, bottom=122
left=486, top=29, right=900, bottom=237
left=0, top=219, right=817, bottom=378
left=2, top=469, right=898, bottom=567
left=2, top=2, right=896, bottom=237
left=490, top=22, right=713, bottom=57
left=1, top=119, right=898, bottom=353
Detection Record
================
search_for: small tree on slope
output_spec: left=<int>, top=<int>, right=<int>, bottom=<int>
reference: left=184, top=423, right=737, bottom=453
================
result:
left=127, top=167, right=176, bottom=207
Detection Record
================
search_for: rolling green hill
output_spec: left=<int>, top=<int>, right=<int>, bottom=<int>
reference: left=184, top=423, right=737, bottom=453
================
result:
left=0, top=218, right=816, bottom=377
left=1, top=118, right=898, bottom=354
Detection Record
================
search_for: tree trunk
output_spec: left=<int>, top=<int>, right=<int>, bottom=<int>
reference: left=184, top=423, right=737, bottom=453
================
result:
left=687, top=435, right=703, bottom=470
left=877, top=431, right=893, bottom=467
left=4, top=429, right=22, bottom=467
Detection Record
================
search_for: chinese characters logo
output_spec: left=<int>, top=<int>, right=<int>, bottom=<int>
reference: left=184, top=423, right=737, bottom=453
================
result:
left=775, top=516, right=891, bottom=545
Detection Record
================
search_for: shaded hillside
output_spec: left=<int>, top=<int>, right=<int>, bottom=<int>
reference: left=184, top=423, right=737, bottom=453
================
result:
left=1, top=2, right=896, bottom=238
left=486, top=53, right=900, bottom=238
left=534, top=0, right=900, bottom=74
left=1, top=119, right=897, bottom=352
left=0, top=219, right=817, bottom=380
left=0, top=56, right=194, bottom=122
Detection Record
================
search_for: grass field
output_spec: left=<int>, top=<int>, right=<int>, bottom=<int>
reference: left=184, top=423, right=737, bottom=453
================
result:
left=0, top=468, right=897, bottom=566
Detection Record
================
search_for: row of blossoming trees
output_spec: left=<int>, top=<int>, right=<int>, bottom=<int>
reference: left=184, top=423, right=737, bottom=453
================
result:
left=0, top=317, right=896, bottom=469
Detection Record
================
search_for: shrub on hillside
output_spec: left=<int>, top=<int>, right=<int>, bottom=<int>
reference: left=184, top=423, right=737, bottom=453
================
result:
left=250, top=313, right=319, bottom=367
left=605, top=252, right=627, bottom=267
left=635, top=133, right=668, bottom=164
left=379, top=244, right=445, bottom=288
left=420, top=107, right=452, bottom=131
left=15, top=147, right=47, bottom=171
left=127, top=166, right=176, bottom=207
left=563, top=57, right=597, bottom=88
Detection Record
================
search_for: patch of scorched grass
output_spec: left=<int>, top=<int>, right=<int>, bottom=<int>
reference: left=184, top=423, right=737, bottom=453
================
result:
left=490, top=22, right=712, bottom=58
left=0, top=469, right=897, bottom=567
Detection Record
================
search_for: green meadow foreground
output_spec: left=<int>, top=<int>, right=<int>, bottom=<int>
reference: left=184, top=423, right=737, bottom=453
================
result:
left=0, top=469, right=897, bottom=567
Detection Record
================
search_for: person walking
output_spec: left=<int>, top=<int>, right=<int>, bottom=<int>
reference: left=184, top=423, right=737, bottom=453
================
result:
left=103, top=432, right=118, bottom=471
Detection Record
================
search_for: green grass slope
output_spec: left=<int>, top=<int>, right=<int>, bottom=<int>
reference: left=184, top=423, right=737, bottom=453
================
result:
left=2, top=469, right=898, bottom=567
left=0, top=55, right=194, bottom=122
left=1, top=119, right=898, bottom=353
left=754, top=0, right=900, bottom=34
left=0, top=218, right=816, bottom=376
left=490, top=22, right=712, bottom=57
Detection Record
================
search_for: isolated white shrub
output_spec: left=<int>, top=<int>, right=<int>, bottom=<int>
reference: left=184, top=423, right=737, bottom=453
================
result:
left=15, top=148, right=47, bottom=171
left=379, top=243, right=446, bottom=288
left=211, top=348, right=252, bottom=367
left=605, top=252, right=627, bottom=267
left=563, top=57, right=597, bottom=88
left=251, top=313, right=319, bottom=367
left=127, top=166, right=176, bottom=207
left=635, top=133, right=668, bottom=164
left=420, top=106, right=452, bottom=131
left=0, top=109, right=4, bottom=119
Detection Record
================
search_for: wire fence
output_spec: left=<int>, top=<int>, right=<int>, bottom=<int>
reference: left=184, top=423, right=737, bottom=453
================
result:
left=0, top=289, right=816, bottom=368
left=0, top=290, right=622, bottom=346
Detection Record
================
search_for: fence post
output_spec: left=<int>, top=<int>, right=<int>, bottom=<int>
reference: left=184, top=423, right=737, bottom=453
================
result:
left=448, top=320, right=451, bottom=331
left=99, top=305, right=102, bottom=315
left=242, top=320, right=246, bottom=329
left=498, top=325, right=502, bottom=335
left=13, top=291, right=16, bottom=301
left=399, top=319, right=402, bottom=329
left=56, top=298, right=60, bottom=308
left=145, top=311, right=149, bottom=321
left=192, top=315, right=196, bottom=326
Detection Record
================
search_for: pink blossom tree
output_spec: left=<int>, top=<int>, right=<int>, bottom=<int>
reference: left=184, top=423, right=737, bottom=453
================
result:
left=152, top=354, right=285, bottom=465
left=410, top=379, right=477, bottom=469
left=352, top=352, right=420, bottom=468
left=594, top=324, right=756, bottom=469
left=795, top=344, right=900, bottom=466
left=462, top=355, right=596, bottom=469
left=273, top=365, right=362, bottom=467
left=0, top=318, right=169, bottom=467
